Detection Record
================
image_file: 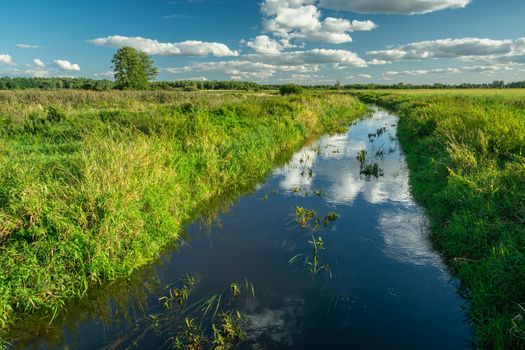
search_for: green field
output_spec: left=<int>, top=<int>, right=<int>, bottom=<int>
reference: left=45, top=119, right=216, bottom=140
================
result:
left=0, top=90, right=366, bottom=338
left=355, top=89, right=525, bottom=349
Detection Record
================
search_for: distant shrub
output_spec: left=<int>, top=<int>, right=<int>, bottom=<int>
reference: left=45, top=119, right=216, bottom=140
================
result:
left=183, top=84, right=198, bottom=92
left=279, top=84, right=303, bottom=96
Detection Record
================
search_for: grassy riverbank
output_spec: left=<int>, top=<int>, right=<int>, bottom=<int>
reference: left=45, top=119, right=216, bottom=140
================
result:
left=0, top=90, right=366, bottom=336
left=356, top=90, right=525, bottom=349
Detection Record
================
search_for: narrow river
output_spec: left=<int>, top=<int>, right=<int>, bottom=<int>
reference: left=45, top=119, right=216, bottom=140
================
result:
left=17, top=107, right=471, bottom=349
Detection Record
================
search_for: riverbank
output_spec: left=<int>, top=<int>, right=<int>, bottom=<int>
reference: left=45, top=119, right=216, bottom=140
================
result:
left=0, top=90, right=367, bottom=337
left=355, top=90, right=525, bottom=349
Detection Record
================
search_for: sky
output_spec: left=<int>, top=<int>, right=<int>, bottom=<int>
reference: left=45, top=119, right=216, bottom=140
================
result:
left=1, top=0, right=524, bottom=84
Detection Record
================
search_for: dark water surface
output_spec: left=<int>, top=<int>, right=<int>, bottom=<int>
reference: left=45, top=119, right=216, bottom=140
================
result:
left=18, top=108, right=471, bottom=349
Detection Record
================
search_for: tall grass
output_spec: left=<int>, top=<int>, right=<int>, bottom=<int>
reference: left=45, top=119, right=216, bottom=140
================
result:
left=0, top=90, right=366, bottom=336
left=356, top=91, right=525, bottom=349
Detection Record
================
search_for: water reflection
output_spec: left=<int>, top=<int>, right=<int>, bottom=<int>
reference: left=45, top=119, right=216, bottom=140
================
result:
left=378, top=209, right=442, bottom=267
left=277, top=109, right=412, bottom=207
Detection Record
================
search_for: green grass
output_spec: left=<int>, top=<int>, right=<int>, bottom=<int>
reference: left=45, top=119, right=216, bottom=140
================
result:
left=0, top=90, right=367, bottom=337
left=356, top=90, right=525, bottom=349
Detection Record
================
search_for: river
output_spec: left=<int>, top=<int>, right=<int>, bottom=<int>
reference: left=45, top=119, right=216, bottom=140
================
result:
left=16, top=107, right=471, bottom=349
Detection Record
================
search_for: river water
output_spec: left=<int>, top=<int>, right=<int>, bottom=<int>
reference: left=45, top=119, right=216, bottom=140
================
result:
left=17, top=108, right=471, bottom=349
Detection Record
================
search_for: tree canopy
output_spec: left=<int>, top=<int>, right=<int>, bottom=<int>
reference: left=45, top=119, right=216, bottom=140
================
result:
left=112, top=46, right=158, bottom=89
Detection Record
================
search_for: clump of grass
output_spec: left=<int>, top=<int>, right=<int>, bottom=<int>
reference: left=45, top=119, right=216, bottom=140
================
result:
left=306, top=235, right=326, bottom=275
left=289, top=207, right=337, bottom=277
left=356, top=90, right=525, bottom=349
left=357, top=149, right=367, bottom=169
left=294, top=207, right=317, bottom=228
left=360, top=162, right=384, bottom=180
left=279, top=84, right=303, bottom=96
left=323, top=212, right=339, bottom=226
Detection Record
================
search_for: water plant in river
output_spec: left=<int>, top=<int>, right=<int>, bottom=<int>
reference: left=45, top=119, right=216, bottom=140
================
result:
left=323, top=212, right=340, bottom=227
left=160, top=274, right=197, bottom=309
left=374, top=147, right=385, bottom=160
left=360, top=162, right=384, bottom=180
left=305, top=235, right=326, bottom=275
left=294, top=207, right=317, bottom=229
left=357, top=149, right=367, bottom=169
left=289, top=207, right=337, bottom=277
left=122, top=276, right=256, bottom=349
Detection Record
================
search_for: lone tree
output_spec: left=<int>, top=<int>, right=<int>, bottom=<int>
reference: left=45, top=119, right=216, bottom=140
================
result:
left=112, top=46, right=158, bottom=89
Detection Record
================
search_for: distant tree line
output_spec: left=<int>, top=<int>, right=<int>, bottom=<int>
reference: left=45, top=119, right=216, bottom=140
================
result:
left=0, top=77, right=524, bottom=91
left=0, top=77, right=115, bottom=91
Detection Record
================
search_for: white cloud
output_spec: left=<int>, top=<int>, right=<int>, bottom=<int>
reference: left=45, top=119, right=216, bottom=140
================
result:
left=246, top=35, right=292, bottom=55
left=94, top=70, right=114, bottom=78
left=53, top=59, right=81, bottom=71
left=368, top=37, right=516, bottom=61
left=0, top=54, right=14, bottom=65
left=166, top=47, right=367, bottom=81
left=182, top=76, right=209, bottom=81
left=346, top=19, right=378, bottom=31
left=16, top=44, right=44, bottom=49
left=384, top=65, right=505, bottom=77
left=33, top=59, right=45, bottom=68
left=89, top=35, right=239, bottom=57
left=246, top=49, right=367, bottom=67
left=168, top=61, right=295, bottom=80
left=350, top=74, right=372, bottom=79
left=260, top=0, right=377, bottom=44
left=319, top=0, right=471, bottom=15
left=0, top=68, right=49, bottom=77
left=367, top=58, right=391, bottom=65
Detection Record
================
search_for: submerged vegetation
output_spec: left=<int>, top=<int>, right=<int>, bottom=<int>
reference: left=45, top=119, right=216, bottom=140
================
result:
left=289, top=206, right=337, bottom=278
left=356, top=90, right=525, bottom=349
left=0, top=90, right=367, bottom=336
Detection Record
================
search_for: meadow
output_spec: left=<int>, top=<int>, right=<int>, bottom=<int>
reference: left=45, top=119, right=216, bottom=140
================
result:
left=0, top=90, right=367, bottom=339
left=1, top=87, right=524, bottom=349
left=355, top=89, right=525, bottom=349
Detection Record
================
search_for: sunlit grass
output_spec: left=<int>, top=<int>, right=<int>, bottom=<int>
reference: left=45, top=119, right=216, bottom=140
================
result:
left=0, top=90, right=366, bottom=337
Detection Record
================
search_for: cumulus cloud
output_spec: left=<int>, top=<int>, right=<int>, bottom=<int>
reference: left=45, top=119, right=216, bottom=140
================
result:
left=0, top=68, right=49, bottom=77
left=318, top=0, right=471, bottom=15
left=53, top=59, right=81, bottom=71
left=166, top=46, right=367, bottom=81
left=33, top=59, right=45, bottom=68
left=94, top=70, right=114, bottom=79
left=0, top=54, right=14, bottom=65
left=367, top=58, right=391, bottom=65
left=89, top=35, right=239, bottom=57
left=168, top=60, right=311, bottom=80
left=384, top=65, right=505, bottom=77
left=350, top=74, right=372, bottom=79
left=367, top=37, right=516, bottom=61
left=246, top=49, right=367, bottom=67
left=246, top=35, right=294, bottom=55
left=260, top=0, right=377, bottom=44
left=182, top=76, right=209, bottom=81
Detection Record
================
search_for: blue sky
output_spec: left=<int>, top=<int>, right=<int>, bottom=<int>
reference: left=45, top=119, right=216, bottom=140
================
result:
left=1, top=0, right=524, bottom=84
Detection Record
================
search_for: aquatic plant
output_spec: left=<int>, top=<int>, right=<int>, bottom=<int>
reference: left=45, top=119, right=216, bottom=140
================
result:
left=323, top=212, right=340, bottom=226
left=374, top=147, right=385, bottom=160
left=294, top=207, right=317, bottom=229
left=360, top=163, right=384, bottom=180
left=306, top=235, right=326, bottom=275
left=376, top=126, right=387, bottom=137
left=357, top=149, right=367, bottom=169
